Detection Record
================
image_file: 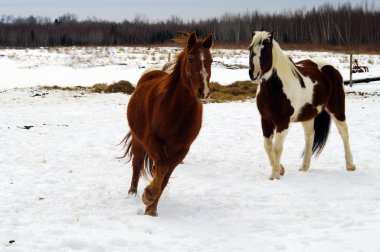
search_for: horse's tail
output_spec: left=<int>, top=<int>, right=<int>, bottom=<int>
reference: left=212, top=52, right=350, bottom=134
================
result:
left=312, top=110, right=331, bottom=155
left=143, top=153, right=154, bottom=179
left=119, top=131, right=133, bottom=162
left=119, top=132, right=154, bottom=179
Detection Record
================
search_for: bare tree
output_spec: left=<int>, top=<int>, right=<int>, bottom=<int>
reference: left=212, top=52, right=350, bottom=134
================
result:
left=0, top=4, right=378, bottom=47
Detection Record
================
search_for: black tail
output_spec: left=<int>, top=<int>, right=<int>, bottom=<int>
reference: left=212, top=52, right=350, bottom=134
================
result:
left=118, top=132, right=154, bottom=179
left=312, top=110, right=331, bottom=155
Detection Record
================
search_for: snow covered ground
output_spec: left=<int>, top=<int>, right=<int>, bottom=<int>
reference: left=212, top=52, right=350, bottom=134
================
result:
left=1, top=46, right=379, bottom=88
left=1, top=47, right=380, bottom=251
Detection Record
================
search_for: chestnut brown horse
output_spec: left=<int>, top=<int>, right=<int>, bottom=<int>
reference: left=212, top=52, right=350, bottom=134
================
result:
left=121, top=32, right=213, bottom=216
left=248, top=31, right=356, bottom=180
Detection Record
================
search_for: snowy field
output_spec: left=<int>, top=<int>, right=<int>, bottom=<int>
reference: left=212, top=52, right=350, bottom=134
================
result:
left=0, top=46, right=379, bottom=87
left=1, top=47, right=380, bottom=251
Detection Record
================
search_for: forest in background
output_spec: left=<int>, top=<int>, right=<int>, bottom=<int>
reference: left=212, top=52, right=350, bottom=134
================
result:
left=0, top=3, right=379, bottom=50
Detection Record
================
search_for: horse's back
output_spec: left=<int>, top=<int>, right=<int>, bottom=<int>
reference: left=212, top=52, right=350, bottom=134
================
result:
left=127, top=67, right=202, bottom=153
left=297, top=59, right=342, bottom=82
left=132, top=70, right=168, bottom=103
left=296, top=59, right=343, bottom=89
left=127, top=70, right=168, bottom=137
left=137, top=70, right=168, bottom=88
left=296, top=59, right=345, bottom=120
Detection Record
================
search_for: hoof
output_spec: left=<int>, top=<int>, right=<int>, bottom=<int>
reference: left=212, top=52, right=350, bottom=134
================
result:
left=128, top=187, right=138, bottom=197
left=347, top=164, right=356, bottom=171
left=299, top=167, right=309, bottom=172
left=280, top=165, right=285, bottom=176
left=142, top=189, right=154, bottom=206
left=144, top=210, right=158, bottom=217
left=144, top=204, right=158, bottom=216
left=269, top=172, right=281, bottom=180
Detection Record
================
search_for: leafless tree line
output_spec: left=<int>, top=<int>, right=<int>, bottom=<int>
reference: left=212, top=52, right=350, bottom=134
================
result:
left=0, top=3, right=378, bottom=47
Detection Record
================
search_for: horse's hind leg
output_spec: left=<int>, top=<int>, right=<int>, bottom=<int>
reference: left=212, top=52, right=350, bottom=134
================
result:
left=330, top=116, right=356, bottom=171
left=299, top=119, right=315, bottom=171
left=325, top=65, right=355, bottom=171
left=128, top=139, right=145, bottom=196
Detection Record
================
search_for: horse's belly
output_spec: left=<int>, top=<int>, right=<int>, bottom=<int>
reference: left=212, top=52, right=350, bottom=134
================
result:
left=292, top=104, right=322, bottom=122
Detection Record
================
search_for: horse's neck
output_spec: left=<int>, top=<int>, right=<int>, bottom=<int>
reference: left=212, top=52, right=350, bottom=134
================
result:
left=269, top=43, right=299, bottom=85
left=165, top=60, right=195, bottom=103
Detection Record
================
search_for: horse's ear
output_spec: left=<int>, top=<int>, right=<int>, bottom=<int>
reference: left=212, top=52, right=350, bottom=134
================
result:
left=269, top=30, right=275, bottom=42
left=203, top=33, right=214, bottom=49
left=187, top=32, right=197, bottom=49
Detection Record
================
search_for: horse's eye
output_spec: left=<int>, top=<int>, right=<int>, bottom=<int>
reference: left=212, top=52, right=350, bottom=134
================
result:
left=189, top=58, right=194, bottom=64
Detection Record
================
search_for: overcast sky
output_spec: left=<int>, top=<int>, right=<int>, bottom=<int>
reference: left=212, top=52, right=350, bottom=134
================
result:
left=1, top=0, right=378, bottom=22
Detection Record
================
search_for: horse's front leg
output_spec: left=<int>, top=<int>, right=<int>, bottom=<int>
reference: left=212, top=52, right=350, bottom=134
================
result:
left=144, top=167, right=174, bottom=216
left=264, top=135, right=275, bottom=178
left=142, top=163, right=168, bottom=216
left=271, top=129, right=288, bottom=180
left=262, top=119, right=285, bottom=180
left=144, top=148, right=189, bottom=216
left=299, top=120, right=315, bottom=172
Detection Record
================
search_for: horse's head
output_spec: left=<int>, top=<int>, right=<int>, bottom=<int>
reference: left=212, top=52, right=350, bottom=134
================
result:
left=248, top=30, right=274, bottom=81
left=181, top=32, right=214, bottom=99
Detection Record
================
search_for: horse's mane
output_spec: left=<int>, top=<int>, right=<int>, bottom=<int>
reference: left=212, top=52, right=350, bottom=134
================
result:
left=157, top=33, right=192, bottom=94
left=157, top=32, right=210, bottom=95
left=271, top=40, right=305, bottom=83
left=251, top=34, right=307, bottom=88
left=172, top=32, right=192, bottom=45
left=252, top=31, right=303, bottom=81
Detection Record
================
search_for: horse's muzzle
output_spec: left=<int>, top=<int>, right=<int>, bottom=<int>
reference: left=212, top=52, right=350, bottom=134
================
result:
left=198, top=88, right=204, bottom=99
left=248, top=69, right=260, bottom=81
left=198, top=86, right=210, bottom=99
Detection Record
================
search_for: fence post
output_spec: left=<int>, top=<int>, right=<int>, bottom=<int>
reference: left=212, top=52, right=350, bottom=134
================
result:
left=349, top=54, right=353, bottom=87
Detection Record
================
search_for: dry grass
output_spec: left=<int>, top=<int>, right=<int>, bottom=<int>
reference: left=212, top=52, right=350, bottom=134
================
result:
left=41, top=85, right=89, bottom=92
left=208, top=80, right=258, bottom=103
left=211, top=42, right=380, bottom=55
left=95, top=42, right=379, bottom=54
left=92, top=83, right=108, bottom=93
left=102, top=80, right=135, bottom=94
left=42, top=80, right=258, bottom=103
left=281, top=43, right=380, bottom=55
left=42, top=80, right=135, bottom=94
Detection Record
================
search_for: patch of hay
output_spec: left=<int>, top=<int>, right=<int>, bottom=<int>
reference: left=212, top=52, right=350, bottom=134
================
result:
left=104, top=80, right=135, bottom=94
left=208, top=80, right=258, bottom=103
left=41, top=80, right=135, bottom=94
left=41, top=85, right=89, bottom=91
left=41, top=80, right=258, bottom=103
left=92, top=83, right=108, bottom=93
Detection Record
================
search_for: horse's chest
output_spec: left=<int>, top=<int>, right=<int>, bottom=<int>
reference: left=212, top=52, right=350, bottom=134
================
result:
left=158, top=104, right=202, bottom=144
left=256, top=80, right=294, bottom=122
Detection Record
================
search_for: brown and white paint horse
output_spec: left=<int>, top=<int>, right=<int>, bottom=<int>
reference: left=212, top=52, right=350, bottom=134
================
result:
left=121, top=32, right=213, bottom=216
left=248, top=31, right=356, bottom=180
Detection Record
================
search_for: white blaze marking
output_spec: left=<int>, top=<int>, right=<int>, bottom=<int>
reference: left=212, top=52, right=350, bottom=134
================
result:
left=200, top=52, right=209, bottom=97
